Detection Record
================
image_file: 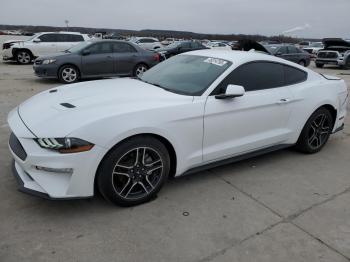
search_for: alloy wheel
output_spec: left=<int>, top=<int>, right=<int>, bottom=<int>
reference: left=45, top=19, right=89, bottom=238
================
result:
left=135, top=65, right=148, bottom=77
left=112, top=147, right=164, bottom=200
left=17, top=51, right=31, bottom=64
left=307, top=113, right=331, bottom=150
left=62, top=67, right=77, bottom=83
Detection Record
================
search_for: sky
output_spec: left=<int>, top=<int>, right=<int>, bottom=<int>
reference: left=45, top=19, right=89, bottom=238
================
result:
left=0, top=0, right=349, bottom=38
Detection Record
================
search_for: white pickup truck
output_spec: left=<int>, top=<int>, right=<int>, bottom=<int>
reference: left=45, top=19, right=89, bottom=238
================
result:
left=2, top=32, right=90, bottom=64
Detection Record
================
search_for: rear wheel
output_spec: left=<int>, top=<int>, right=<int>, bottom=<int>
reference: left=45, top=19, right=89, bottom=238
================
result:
left=16, top=50, right=32, bottom=64
left=295, top=108, right=333, bottom=154
left=58, top=65, right=79, bottom=84
left=133, top=63, right=148, bottom=78
left=298, top=60, right=306, bottom=67
left=345, top=58, right=350, bottom=69
left=97, top=136, right=170, bottom=206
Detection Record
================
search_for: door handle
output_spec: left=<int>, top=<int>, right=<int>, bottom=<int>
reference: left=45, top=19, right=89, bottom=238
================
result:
left=106, top=56, right=113, bottom=59
left=277, top=98, right=292, bottom=104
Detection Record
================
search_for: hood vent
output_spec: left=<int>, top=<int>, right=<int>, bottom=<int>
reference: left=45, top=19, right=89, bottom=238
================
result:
left=60, top=103, right=76, bottom=108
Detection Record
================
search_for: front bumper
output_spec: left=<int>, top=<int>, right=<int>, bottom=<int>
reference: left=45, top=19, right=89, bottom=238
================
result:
left=8, top=108, right=107, bottom=200
left=2, top=48, right=14, bottom=61
left=315, top=58, right=346, bottom=66
left=33, top=63, right=58, bottom=79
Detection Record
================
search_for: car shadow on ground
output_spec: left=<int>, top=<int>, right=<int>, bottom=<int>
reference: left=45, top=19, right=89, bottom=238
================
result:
left=10, top=148, right=297, bottom=215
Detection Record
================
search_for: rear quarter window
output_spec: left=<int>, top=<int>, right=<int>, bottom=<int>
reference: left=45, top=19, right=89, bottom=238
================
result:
left=284, top=65, right=308, bottom=85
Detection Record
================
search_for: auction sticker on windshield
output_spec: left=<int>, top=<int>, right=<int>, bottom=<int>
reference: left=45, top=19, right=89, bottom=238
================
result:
left=204, top=57, right=228, bottom=66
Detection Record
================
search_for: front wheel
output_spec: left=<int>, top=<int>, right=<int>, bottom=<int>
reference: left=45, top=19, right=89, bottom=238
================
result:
left=298, top=60, right=306, bottom=67
left=16, top=50, right=32, bottom=64
left=97, top=136, right=170, bottom=206
left=295, top=108, right=333, bottom=154
left=58, top=65, right=79, bottom=84
left=315, top=63, right=324, bottom=68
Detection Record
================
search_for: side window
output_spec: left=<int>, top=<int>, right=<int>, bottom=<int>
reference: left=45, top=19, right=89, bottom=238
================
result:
left=38, top=34, right=58, bottom=42
left=288, top=46, right=300, bottom=54
left=67, top=34, right=84, bottom=42
left=86, top=43, right=112, bottom=54
left=284, top=65, right=307, bottom=85
left=191, top=41, right=201, bottom=48
left=214, top=62, right=285, bottom=93
left=278, top=46, right=288, bottom=54
left=55, top=34, right=68, bottom=42
left=113, top=42, right=137, bottom=53
left=182, top=42, right=191, bottom=49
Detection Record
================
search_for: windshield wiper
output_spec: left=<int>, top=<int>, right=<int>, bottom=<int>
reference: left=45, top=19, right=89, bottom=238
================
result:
left=139, top=79, right=188, bottom=95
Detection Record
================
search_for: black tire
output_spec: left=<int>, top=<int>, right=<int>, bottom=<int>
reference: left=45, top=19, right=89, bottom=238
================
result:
left=133, top=63, right=148, bottom=78
left=298, top=60, right=306, bottom=67
left=344, top=58, right=350, bottom=70
left=295, top=107, right=333, bottom=154
left=97, top=136, right=170, bottom=207
left=315, top=63, right=324, bottom=68
left=58, top=65, right=80, bottom=84
left=15, top=50, right=32, bottom=64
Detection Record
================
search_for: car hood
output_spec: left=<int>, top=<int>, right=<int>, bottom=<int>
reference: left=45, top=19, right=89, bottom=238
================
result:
left=322, top=38, right=350, bottom=49
left=35, top=52, right=75, bottom=60
left=18, top=78, right=193, bottom=137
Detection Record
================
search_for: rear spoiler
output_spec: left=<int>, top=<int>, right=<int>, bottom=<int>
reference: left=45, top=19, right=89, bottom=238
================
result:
left=320, top=73, right=341, bottom=80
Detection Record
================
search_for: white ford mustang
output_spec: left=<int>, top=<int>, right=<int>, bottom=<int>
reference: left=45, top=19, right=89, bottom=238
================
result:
left=8, top=50, right=348, bottom=206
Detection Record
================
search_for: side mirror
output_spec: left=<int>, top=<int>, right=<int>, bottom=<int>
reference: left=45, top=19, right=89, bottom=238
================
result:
left=33, top=38, right=41, bottom=43
left=215, top=85, right=245, bottom=99
left=82, top=49, right=91, bottom=56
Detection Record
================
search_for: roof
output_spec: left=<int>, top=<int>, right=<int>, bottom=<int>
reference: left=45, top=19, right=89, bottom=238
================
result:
left=183, top=49, right=311, bottom=72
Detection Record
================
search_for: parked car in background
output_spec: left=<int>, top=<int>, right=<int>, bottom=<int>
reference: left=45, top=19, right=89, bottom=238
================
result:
left=297, top=41, right=311, bottom=48
left=265, top=44, right=311, bottom=66
left=206, top=42, right=232, bottom=51
left=2, top=32, right=90, bottom=64
left=131, top=37, right=163, bottom=50
left=157, top=40, right=208, bottom=60
left=161, top=38, right=176, bottom=46
left=33, top=40, right=160, bottom=83
left=8, top=50, right=348, bottom=206
left=315, top=38, right=350, bottom=69
left=303, top=42, right=324, bottom=57
left=235, top=40, right=311, bottom=67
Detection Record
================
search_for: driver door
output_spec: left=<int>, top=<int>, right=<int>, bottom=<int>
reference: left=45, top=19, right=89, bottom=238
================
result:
left=203, top=61, right=294, bottom=162
left=81, top=42, right=115, bottom=76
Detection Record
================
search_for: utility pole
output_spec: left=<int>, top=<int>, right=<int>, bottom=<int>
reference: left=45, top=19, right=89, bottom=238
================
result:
left=65, top=20, right=69, bottom=31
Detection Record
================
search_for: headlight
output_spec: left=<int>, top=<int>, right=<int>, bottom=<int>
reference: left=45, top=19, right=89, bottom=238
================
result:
left=35, top=138, right=94, bottom=153
left=42, top=59, right=56, bottom=64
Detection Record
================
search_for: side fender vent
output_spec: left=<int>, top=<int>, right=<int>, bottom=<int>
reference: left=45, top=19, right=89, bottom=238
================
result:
left=60, top=103, right=76, bottom=108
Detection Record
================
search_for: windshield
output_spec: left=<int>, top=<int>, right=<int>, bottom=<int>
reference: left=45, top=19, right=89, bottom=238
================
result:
left=27, top=33, right=40, bottom=41
left=140, top=55, right=232, bottom=96
left=67, top=41, right=93, bottom=53
left=264, top=45, right=279, bottom=54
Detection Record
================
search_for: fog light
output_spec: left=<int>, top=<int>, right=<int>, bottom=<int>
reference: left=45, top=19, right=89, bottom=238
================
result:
left=35, top=166, right=73, bottom=174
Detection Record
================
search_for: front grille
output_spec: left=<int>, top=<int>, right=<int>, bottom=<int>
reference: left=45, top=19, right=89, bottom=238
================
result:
left=318, top=51, right=338, bottom=59
left=9, top=133, right=27, bottom=161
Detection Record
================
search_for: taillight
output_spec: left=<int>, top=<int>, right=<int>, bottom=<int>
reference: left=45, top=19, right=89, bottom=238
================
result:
left=153, top=53, right=160, bottom=61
